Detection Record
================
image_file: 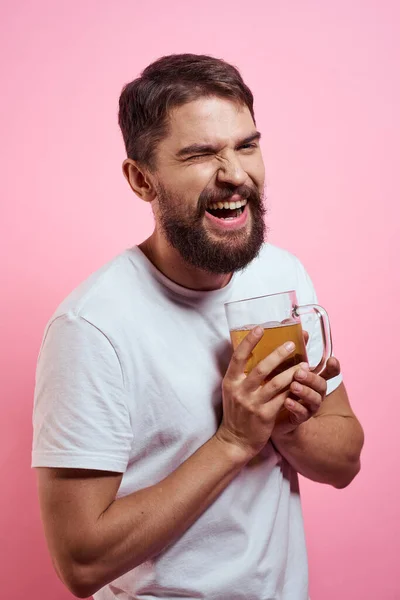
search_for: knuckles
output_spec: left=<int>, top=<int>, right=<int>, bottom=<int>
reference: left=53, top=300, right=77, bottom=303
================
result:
left=266, top=376, right=282, bottom=394
left=230, top=353, right=242, bottom=367
left=253, top=364, right=266, bottom=378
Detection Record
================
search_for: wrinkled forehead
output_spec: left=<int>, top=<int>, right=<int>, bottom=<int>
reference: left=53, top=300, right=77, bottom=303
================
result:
left=162, top=96, right=256, bottom=152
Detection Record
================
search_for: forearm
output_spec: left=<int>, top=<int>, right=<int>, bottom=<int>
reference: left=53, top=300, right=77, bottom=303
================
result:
left=67, top=436, right=249, bottom=597
left=272, top=414, right=364, bottom=488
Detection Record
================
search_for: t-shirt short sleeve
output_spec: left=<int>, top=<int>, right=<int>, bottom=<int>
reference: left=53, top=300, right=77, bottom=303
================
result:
left=32, top=313, right=133, bottom=472
left=294, top=259, right=343, bottom=396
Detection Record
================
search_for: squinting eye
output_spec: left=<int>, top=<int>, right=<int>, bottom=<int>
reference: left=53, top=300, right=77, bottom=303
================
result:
left=240, top=143, right=258, bottom=151
left=187, top=154, right=213, bottom=161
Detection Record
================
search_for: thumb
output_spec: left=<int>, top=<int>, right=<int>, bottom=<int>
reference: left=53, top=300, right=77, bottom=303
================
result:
left=260, top=391, right=288, bottom=418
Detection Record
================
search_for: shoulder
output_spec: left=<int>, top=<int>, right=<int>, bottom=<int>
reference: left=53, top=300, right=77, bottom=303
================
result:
left=48, top=249, right=142, bottom=330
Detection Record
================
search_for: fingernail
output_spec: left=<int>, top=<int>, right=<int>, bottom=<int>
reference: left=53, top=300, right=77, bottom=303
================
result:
left=285, top=341, right=295, bottom=351
left=300, top=362, right=310, bottom=370
left=292, top=382, right=302, bottom=392
left=254, top=326, right=263, bottom=336
left=287, top=399, right=296, bottom=408
left=296, top=369, right=307, bottom=380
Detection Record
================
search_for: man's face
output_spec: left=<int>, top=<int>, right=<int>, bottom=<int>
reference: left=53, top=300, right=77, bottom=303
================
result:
left=150, top=96, right=266, bottom=274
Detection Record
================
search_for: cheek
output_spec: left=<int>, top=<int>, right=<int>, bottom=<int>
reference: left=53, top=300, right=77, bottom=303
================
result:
left=247, top=156, right=265, bottom=189
left=186, top=163, right=219, bottom=189
left=161, top=165, right=214, bottom=197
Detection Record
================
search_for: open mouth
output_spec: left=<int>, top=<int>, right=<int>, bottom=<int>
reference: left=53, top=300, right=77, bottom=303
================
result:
left=205, top=198, right=247, bottom=220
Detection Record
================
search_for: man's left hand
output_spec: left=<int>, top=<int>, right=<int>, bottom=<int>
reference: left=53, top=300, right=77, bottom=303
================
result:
left=272, top=356, right=341, bottom=437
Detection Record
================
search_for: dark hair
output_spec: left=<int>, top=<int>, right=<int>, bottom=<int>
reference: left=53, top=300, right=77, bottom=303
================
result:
left=118, top=53, right=255, bottom=169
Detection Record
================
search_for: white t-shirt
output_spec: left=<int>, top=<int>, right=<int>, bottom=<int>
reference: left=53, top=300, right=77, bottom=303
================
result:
left=32, top=243, right=342, bottom=600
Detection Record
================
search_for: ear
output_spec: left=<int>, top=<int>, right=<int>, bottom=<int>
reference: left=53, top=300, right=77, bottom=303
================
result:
left=122, top=159, right=156, bottom=202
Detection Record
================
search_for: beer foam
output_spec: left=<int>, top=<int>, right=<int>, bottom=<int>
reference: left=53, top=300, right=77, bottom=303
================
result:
left=260, top=321, right=281, bottom=329
left=234, top=318, right=298, bottom=331
left=280, top=318, right=298, bottom=326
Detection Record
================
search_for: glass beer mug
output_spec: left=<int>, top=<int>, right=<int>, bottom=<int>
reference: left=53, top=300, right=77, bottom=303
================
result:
left=224, top=290, right=332, bottom=377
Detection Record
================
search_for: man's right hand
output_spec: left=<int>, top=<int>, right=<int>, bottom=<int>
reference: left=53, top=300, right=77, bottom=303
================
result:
left=216, top=326, right=308, bottom=461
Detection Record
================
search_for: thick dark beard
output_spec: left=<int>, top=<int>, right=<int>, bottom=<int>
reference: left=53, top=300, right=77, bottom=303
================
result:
left=156, top=182, right=267, bottom=274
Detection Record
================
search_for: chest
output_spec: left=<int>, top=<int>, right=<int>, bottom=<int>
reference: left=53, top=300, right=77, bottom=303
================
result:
left=121, top=302, right=232, bottom=467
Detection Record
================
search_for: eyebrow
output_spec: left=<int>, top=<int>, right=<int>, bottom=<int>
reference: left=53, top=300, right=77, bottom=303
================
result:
left=176, top=131, right=262, bottom=158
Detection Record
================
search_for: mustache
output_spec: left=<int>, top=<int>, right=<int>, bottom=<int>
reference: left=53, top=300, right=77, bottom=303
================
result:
left=197, top=184, right=261, bottom=216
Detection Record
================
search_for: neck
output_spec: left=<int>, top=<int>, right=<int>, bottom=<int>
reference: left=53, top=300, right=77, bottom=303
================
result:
left=139, top=230, right=232, bottom=292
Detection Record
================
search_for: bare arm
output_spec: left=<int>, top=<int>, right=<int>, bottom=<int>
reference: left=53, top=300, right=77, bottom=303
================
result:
left=37, top=436, right=248, bottom=598
left=271, top=382, right=364, bottom=488
left=36, top=329, right=301, bottom=598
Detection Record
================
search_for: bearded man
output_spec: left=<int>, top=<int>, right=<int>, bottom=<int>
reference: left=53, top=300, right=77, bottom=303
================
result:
left=32, top=54, right=363, bottom=600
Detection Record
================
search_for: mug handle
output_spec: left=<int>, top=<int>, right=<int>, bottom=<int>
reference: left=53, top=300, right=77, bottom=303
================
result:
left=293, top=304, right=332, bottom=375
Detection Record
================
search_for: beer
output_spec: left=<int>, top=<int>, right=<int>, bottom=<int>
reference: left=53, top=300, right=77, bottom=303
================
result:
left=230, top=321, right=307, bottom=378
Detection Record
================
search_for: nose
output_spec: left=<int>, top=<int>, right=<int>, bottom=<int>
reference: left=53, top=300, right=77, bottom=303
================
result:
left=216, top=152, right=247, bottom=188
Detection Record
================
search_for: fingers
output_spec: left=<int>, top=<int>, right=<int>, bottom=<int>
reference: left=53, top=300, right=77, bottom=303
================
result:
left=319, top=357, right=341, bottom=381
left=226, top=326, right=264, bottom=379
left=302, top=330, right=310, bottom=345
left=254, top=360, right=309, bottom=403
left=283, top=397, right=312, bottom=425
left=259, top=388, right=291, bottom=418
left=293, top=368, right=327, bottom=397
left=289, top=380, right=323, bottom=413
left=286, top=367, right=327, bottom=420
left=243, top=341, right=300, bottom=392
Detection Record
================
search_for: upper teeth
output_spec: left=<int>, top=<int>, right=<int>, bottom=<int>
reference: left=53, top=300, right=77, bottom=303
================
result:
left=208, top=198, right=247, bottom=210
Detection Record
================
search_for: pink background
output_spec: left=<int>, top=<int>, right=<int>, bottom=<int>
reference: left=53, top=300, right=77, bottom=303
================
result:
left=1, top=1, right=399, bottom=598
